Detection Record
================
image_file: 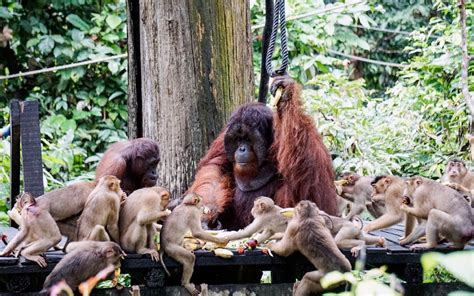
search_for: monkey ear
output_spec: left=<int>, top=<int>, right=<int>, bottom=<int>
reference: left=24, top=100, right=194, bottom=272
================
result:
left=348, top=175, right=355, bottom=182
left=415, top=178, right=423, bottom=186
left=384, top=178, right=391, bottom=185
left=193, top=196, right=200, bottom=205
left=161, top=192, right=170, bottom=200
left=104, top=247, right=116, bottom=258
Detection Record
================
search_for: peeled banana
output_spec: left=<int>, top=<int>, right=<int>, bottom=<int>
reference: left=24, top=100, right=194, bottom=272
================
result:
left=213, top=248, right=233, bottom=259
left=280, top=208, right=295, bottom=218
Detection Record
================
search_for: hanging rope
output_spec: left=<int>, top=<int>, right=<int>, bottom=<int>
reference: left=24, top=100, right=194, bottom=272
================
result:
left=258, top=0, right=275, bottom=103
left=265, top=0, right=289, bottom=77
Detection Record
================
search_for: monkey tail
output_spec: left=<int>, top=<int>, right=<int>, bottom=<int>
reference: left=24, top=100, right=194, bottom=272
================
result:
left=319, top=212, right=334, bottom=230
left=159, top=251, right=171, bottom=277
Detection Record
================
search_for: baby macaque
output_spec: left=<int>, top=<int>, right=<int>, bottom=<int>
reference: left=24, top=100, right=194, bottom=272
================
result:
left=320, top=212, right=385, bottom=257
left=442, top=159, right=474, bottom=207
left=337, top=172, right=386, bottom=220
left=76, top=175, right=124, bottom=242
left=269, top=201, right=351, bottom=295
left=43, top=241, right=123, bottom=293
left=223, top=196, right=288, bottom=244
left=160, top=193, right=229, bottom=295
left=0, top=193, right=61, bottom=267
left=400, top=177, right=473, bottom=250
left=119, top=186, right=171, bottom=261
left=363, top=176, right=416, bottom=242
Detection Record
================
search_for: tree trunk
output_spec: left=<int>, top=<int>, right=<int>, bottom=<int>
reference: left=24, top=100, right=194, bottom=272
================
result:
left=458, top=0, right=474, bottom=159
left=127, top=0, right=254, bottom=198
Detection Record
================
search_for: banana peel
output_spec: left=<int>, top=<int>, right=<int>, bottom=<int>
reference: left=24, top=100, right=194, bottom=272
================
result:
left=182, top=238, right=203, bottom=251
left=213, top=248, right=233, bottom=259
left=334, top=179, right=348, bottom=195
left=280, top=208, right=295, bottom=218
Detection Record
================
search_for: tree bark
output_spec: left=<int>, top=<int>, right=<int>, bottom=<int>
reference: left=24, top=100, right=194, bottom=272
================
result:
left=130, top=0, right=254, bottom=197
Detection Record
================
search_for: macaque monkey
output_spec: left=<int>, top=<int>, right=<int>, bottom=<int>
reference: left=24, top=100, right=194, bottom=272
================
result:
left=337, top=172, right=386, bottom=220
left=160, top=193, right=229, bottom=295
left=269, top=201, right=351, bottom=296
left=0, top=193, right=61, bottom=267
left=35, top=181, right=96, bottom=239
left=363, top=176, right=416, bottom=241
left=119, top=186, right=171, bottom=261
left=321, top=213, right=386, bottom=257
left=76, top=176, right=124, bottom=242
left=400, top=177, right=473, bottom=250
left=43, top=241, right=123, bottom=293
left=442, top=159, right=474, bottom=207
left=222, top=196, right=288, bottom=244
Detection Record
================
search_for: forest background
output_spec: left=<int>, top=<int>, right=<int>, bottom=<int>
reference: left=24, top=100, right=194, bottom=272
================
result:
left=0, top=0, right=472, bottom=222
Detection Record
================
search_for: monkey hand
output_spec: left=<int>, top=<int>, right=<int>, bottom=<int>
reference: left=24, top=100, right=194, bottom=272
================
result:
left=399, top=204, right=409, bottom=212
left=0, top=250, right=9, bottom=257
left=217, top=237, right=230, bottom=246
left=149, top=250, right=159, bottom=262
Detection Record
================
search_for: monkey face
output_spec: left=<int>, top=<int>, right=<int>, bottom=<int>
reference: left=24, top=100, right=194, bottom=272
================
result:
left=446, top=160, right=467, bottom=179
left=371, top=176, right=391, bottom=202
left=341, top=172, right=359, bottom=186
left=15, top=192, right=36, bottom=211
left=101, top=242, right=124, bottom=266
left=294, top=200, right=318, bottom=219
left=402, top=177, right=422, bottom=201
left=251, top=196, right=274, bottom=217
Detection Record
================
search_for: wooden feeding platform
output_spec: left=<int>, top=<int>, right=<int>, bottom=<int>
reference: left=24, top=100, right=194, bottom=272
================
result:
left=0, top=224, right=472, bottom=295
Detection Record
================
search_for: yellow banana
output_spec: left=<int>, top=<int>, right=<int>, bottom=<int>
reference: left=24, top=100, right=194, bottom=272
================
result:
left=213, top=248, right=233, bottom=259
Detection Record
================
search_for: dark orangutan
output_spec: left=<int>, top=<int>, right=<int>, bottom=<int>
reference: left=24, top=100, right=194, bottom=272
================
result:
left=96, top=138, right=160, bottom=194
left=189, top=76, right=337, bottom=230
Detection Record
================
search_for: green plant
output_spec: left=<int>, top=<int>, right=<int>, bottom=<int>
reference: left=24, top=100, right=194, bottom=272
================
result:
left=421, top=251, right=474, bottom=288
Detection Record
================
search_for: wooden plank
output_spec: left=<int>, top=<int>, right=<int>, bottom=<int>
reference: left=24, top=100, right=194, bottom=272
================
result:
left=20, top=101, right=44, bottom=197
left=9, top=100, right=21, bottom=217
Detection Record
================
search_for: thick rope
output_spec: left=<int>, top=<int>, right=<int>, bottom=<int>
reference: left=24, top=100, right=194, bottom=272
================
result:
left=265, top=0, right=289, bottom=77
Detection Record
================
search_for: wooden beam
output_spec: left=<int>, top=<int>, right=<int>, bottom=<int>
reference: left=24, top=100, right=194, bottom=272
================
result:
left=9, top=100, right=20, bottom=220
left=20, top=101, right=44, bottom=197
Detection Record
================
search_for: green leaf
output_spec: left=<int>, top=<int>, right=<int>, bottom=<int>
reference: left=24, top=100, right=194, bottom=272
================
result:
left=356, top=39, right=370, bottom=51
left=108, top=61, right=119, bottom=74
left=26, top=38, right=39, bottom=48
left=119, top=109, right=128, bottom=121
left=66, top=14, right=90, bottom=31
left=71, top=29, right=84, bottom=42
left=109, top=91, right=124, bottom=101
left=97, top=97, right=107, bottom=107
left=51, top=35, right=65, bottom=44
left=38, top=36, right=55, bottom=54
left=0, top=7, right=12, bottom=19
left=337, top=15, right=352, bottom=26
left=358, top=15, right=370, bottom=28
left=106, top=15, right=122, bottom=30
left=102, top=33, right=119, bottom=43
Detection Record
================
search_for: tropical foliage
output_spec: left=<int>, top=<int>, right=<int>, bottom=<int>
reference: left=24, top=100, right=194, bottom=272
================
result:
left=0, top=0, right=128, bottom=197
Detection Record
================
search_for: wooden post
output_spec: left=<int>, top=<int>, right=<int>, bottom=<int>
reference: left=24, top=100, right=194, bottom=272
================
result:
left=126, top=0, right=142, bottom=139
left=20, top=101, right=44, bottom=197
left=129, top=0, right=254, bottom=197
left=9, top=100, right=20, bottom=214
